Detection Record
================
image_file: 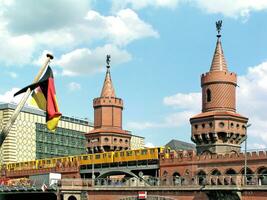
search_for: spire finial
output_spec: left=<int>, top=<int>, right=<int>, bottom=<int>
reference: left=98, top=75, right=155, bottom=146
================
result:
left=216, top=20, right=222, bottom=38
left=106, top=54, right=111, bottom=69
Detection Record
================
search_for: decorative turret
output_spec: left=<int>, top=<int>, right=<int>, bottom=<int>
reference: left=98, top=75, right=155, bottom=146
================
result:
left=190, top=21, right=248, bottom=155
left=85, top=55, right=131, bottom=153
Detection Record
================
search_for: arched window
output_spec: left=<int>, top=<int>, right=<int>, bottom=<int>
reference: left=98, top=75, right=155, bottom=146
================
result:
left=207, top=89, right=211, bottom=102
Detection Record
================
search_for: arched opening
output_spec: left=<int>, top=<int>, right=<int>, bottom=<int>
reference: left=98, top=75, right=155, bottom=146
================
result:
left=210, top=169, right=222, bottom=185
left=224, top=168, right=237, bottom=185
left=68, top=195, right=77, bottom=200
left=257, top=167, right=267, bottom=185
left=240, top=167, right=254, bottom=185
left=172, top=172, right=181, bottom=186
left=206, top=89, right=211, bottom=102
left=197, top=170, right=206, bottom=186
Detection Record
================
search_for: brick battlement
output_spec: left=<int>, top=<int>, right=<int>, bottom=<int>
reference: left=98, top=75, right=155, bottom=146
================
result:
left=160, top=150, right=267, bottom=165
left=201, top=71, right=237, bottom=86
left=93, top=97, right=123, bottom=108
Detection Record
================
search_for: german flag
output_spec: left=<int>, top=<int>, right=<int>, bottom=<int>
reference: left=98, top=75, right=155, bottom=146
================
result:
left=14, top=66, right=61, bottom=131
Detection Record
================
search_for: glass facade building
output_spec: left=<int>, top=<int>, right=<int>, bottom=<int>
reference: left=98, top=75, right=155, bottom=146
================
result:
left=0, top=103, right=93, bottom=165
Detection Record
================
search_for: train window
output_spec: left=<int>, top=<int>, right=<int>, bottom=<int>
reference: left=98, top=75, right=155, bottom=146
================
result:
left=47, top=160, right=51, bottom=164
left=16, top=163, right=19, bottom=167
left=95, top=155, right=100, bottom=159
left=89, top=155, right=93, bottom=159
left=120, top=152, right=124, bottom=156
left=135, top=150, right=140, bottom=155
left=115, top=153, right=118, bottom=157
left=126, top=151, right=132, bottom=156
left=141, top=150, right=147, bottom=155
left=103, top=154, right=106, bottom=158
left=108, top=154, right=112, bottom=158
left=150, top=149, right=155, bottom=154
left=83, top=156, right=88, bottom=160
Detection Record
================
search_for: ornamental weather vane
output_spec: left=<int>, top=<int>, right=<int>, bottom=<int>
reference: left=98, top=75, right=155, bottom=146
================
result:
left=106, top=54, right=111, bottom=68
left=216, top=20, right=222, bottom=37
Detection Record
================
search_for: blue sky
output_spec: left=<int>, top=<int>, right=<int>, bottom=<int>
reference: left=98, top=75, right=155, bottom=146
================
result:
left=1, top=0, right=267, bottom=149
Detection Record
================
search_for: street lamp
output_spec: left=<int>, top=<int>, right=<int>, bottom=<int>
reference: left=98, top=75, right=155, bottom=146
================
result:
left=90, top=138, right=98, bottom=186
left=244, top=123, right=252, bottom=185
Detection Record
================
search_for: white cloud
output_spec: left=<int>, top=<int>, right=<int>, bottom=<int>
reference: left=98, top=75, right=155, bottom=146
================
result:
left=126, top=121, right=163, bottom=130
left=111, top=0, right=181, bottom=11
left=0, top=33, right=35, bottom=65
left=68, top=82, right=81, bottom=91
left=7, top=72, right=18, bottom=78
left=2, top=0, right=91, bottom=34
left=236, top=61, right=267, bottom=146
left=195, top=0, right=267, bottom=19
left=56, top=44, right=132, bottom=76
left=0, top=88, right=22, bottom=104
left=145, top=142, right=155, bottom=148
left=248, top=142, right=266, bottom=150
left=126, top=111, right=195, bottom=130
left=0, top=1, right=158, bottom=67
left=84, top=9, right=159, bottom=46
left=163, top=92, right=201, bottom=111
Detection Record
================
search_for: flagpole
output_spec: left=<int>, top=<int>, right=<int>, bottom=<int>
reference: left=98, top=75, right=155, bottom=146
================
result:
left=0, top=54, right=54, bottom=146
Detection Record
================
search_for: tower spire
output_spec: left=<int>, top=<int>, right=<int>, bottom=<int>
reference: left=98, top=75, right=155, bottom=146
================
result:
left=210, top=20, right=228, bottom=72
left=101, top=55, right=116, bottom=97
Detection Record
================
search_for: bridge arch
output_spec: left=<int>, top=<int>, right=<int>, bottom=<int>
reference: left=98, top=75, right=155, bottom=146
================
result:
left=224, top=168, right=237, bottom=185
left=257, top=166, right=267, bottom=185
left=210, top=168, right=221, bottom=175
left=210, top=169, right=222, bottom=185
left=68, top=195, right=77, bottom=200
left=172, top=172, right=181, bottom=185
left=197, top=170, right=206, bottom=185
left=97, top=170, right=140, bottom=179
left=224, top=168, right=237, bottom=175
left=120, top=196, right=176, bottom=200
left=239, top=167, right=253, bottom=175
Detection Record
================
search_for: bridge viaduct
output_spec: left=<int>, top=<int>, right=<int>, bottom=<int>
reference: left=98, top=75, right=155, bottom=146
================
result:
left=1, top=181, right=267, bottom=200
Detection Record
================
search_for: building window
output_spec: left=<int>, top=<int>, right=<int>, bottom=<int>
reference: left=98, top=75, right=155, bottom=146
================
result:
left=206, top=89, right=211, bottom=102
left=104, top=137, right=109, bottom=142
left=219, top=122, right=225, bottom=128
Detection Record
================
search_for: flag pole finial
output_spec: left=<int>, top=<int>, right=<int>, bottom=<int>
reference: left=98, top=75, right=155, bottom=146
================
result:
left=46, top=53, right=54, bottom=60
left=106, top=55, right=111, bottom=69
left=216, top=20, right=222, bottom=38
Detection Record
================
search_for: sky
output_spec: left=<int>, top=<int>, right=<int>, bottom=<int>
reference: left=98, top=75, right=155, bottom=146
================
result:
left=1, top=0, right=267, bottom=149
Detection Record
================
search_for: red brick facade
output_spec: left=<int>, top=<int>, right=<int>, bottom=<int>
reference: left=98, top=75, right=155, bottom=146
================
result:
left=85, top=64, right=131, bottom=153
left=190, top=34, right=248, bottom=155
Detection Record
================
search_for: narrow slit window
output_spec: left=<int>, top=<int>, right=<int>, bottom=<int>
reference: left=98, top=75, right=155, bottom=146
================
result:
left=207, top=89, right=211, bottom=102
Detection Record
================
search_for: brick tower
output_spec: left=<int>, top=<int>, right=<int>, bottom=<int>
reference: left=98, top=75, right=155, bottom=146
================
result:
left=85, top=55, right=131, bottom=153
left=190, top=21, right=248, bottom=155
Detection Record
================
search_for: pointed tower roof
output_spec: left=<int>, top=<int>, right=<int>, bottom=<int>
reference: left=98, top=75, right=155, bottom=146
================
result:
left=100, top=55, right=116, bottom=98
left=210, top=20, right=228, bottom=72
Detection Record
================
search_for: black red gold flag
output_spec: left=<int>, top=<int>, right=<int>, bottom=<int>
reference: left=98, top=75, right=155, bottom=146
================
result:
left=14, top=66, right=61, bottom=131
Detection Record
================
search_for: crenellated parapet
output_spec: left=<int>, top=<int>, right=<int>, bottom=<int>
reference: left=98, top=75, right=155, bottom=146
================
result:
left=93, top=97, right=123, bottom=108
left=160, top=149, right=267, bottom=178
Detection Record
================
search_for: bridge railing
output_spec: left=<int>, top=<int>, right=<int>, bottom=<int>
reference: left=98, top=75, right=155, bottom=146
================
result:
left=57, top=174, right=267, bottom=188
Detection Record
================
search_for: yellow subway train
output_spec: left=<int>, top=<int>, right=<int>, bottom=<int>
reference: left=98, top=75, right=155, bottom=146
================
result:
left=2, top=147, right=165, bottom=172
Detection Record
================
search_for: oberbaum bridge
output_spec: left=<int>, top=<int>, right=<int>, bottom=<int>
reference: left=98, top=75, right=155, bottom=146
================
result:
left=0, top=22, right=267, bottom=200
